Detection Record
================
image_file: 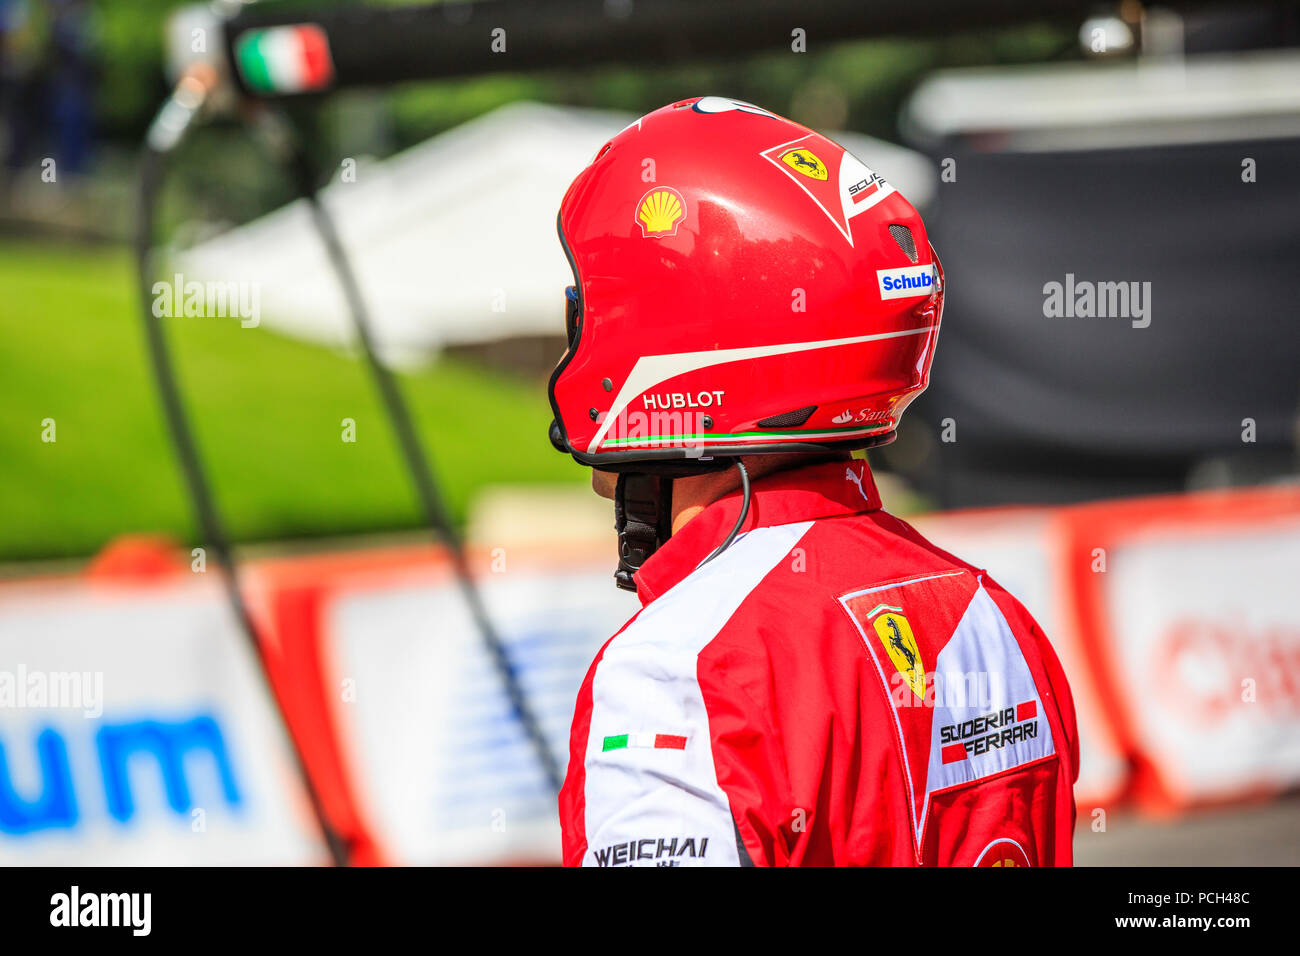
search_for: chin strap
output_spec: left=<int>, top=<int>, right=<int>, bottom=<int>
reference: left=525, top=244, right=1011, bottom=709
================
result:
left=613, top=473, right=673, bottom=592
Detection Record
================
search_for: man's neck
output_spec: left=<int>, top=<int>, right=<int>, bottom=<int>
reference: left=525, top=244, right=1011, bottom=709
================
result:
left=669, top=453, right=848, bottom=535
left=670, top=469, right=742, bottom=535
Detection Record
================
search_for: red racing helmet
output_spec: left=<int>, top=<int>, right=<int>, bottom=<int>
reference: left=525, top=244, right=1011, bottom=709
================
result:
left=548, top=96, right=945, bottom=472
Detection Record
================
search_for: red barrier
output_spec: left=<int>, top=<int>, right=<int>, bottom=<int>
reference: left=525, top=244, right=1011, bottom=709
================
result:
left=1060, top=486, right=1300, bottom=812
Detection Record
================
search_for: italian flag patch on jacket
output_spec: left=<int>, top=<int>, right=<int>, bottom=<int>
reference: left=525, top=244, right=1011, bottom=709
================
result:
left=602, top=733, right=688, bottom=752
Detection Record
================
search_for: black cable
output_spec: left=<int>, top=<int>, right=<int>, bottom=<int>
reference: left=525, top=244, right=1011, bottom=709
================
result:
left=275, top=119, right=564, bottom=796
left=135, top=89, right=351, bottom=867
left=700, top=460, right=752, bottom=566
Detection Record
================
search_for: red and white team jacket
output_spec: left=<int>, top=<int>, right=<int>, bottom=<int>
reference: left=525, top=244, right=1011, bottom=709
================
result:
left=559, top=460, right=1079, bottom=866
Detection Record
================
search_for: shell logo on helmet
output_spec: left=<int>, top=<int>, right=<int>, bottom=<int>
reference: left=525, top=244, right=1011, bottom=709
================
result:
left=636, top=187, right=686, bottom=237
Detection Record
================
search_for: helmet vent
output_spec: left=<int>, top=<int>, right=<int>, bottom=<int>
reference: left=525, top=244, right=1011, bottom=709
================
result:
left=889, top=224, right=918, bottom=263
left=757, top=405, right=817, bottom=428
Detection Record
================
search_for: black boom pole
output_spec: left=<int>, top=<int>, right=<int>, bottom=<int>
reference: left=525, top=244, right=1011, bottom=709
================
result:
left=220, top=0, right=1249, bottom=98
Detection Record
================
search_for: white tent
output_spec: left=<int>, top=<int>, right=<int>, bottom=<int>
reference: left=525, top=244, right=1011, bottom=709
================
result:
left=177, top=101, right=936, bottom=365
left=904, top=48, right=1300, bottom=151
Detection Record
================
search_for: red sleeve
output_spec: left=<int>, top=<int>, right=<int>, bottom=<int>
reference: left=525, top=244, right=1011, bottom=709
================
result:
left=558, top=650, right=598, bottom=866
left=1031, top=617, right=1080, bottom=786
left=986, top=583, right=1080, bottom=865
left=558, top=636, right=616, bottom=867
left=985, top=583, right=1079, bottom=786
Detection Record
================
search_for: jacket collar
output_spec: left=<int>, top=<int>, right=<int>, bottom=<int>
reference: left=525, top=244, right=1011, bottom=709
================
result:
left=633, top=458, right=882, bottom=605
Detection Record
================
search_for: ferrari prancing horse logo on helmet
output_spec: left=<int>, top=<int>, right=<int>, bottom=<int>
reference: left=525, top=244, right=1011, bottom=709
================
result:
left=780, top=148, right=828, bottom=181
left=637, top=187, right=686, bottom=238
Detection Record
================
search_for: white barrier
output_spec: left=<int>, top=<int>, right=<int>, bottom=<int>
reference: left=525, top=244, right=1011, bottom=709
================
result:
left=317, top=559, right=636, bottom=864
left=1064, top=493, right=1300, bottom=808
left=0, top=578, right=324, bottom=865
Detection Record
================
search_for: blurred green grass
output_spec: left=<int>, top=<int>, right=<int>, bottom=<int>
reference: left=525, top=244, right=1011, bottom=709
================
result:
left=0, top=240, right=580, bottom=563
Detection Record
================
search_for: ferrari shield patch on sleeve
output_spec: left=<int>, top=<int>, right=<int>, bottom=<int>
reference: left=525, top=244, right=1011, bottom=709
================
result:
left=840, top=571, right=1056, bottom=845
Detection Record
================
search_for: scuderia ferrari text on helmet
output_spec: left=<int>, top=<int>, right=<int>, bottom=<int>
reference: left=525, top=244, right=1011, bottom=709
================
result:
left=545, top=96, right=946, bottom=588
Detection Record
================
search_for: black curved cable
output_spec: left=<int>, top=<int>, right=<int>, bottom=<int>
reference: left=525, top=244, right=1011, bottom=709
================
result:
left=135, top=89, right=351, bottom=867
left=273, top=117, right=564, bottom=796
left=700, top=460, right=752, bottom=566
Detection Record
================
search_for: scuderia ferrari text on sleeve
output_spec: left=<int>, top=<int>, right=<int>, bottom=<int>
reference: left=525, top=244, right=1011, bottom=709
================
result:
left=558, top=461, right=1079, bottom=867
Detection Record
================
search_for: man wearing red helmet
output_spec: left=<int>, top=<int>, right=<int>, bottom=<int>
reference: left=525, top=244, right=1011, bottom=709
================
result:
left=549, top=97, right=1078, bottom=866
